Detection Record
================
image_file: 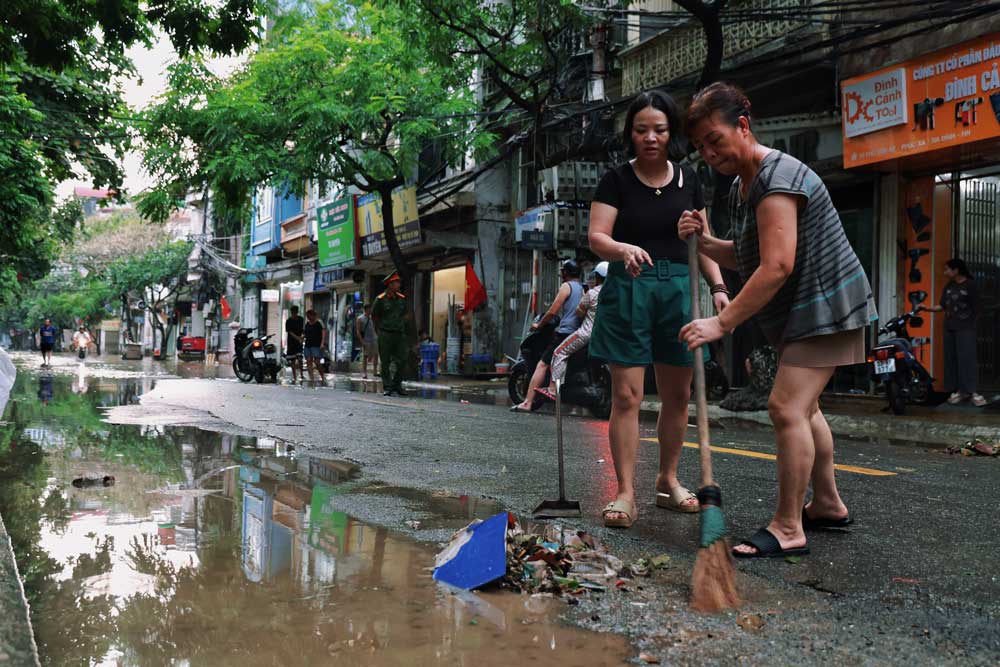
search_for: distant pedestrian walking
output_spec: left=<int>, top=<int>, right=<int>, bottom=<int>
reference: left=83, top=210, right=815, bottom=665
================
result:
left=918, top=257, right=987, bottom=407
left=372, top=272, right=411, bottom=397
left=286, top=305, right=305, bottom=384
left=355, top=303, right=379, bottom=379
left=39, top=319, right=57, bottom=367
left=303, top=309, right=328, bottom=386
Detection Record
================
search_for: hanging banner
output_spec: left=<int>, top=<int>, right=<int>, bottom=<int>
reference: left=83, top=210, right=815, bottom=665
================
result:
left=317, top=196, right=357, bottom=269
left=358, top=187, right=421, bottom=258
left=843, top=33, right=1000, bottom=168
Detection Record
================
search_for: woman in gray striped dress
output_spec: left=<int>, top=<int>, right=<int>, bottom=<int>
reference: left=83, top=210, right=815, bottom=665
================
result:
left=678, top=82, right=877, bottom=559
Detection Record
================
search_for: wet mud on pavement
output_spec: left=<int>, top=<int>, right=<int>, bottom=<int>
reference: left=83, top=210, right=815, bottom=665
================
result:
left=0, top=369, right=629, bottom=666
left=7, top=354, right=999, bottom=665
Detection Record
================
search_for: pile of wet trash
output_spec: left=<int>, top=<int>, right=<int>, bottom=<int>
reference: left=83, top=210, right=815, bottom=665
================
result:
left=433, top=512, right=671, bottom=597
left=946, top=438, right=1000, bottom=457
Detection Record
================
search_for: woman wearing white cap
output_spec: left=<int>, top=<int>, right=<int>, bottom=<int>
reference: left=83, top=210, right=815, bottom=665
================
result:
left=537, top=261, right=610, bottom=401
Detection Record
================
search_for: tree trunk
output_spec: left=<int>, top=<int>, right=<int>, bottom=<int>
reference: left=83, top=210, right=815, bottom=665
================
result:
left=675, top=0, right=728, bottom=90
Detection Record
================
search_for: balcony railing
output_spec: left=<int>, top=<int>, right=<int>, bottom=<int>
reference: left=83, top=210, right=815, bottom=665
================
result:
left=620, top=0, right=816, bottom=95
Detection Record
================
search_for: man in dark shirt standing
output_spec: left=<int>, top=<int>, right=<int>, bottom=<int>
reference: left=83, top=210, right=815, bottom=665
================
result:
left=285, top=305, right=305, bottom=384
left=372, top=272, right=410, bottom=397
left=303, top=309, right=328, bottom=386
left=39, top=319, right=57, bottom=367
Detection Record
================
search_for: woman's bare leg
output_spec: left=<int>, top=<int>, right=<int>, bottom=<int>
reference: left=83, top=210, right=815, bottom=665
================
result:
left=604, top=365, right=646, bottom=521
left=805, top=403, right=849, bottom=520
left=734, top=364, right=835, bottom=554
left=652, top=364, right=697, bottom=508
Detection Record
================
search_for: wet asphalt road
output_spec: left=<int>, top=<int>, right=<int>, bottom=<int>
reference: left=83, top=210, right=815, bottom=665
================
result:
left=109, top=374, right=1000, bottom=666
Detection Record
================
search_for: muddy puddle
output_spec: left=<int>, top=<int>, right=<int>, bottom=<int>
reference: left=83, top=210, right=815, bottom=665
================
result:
left=0, top=370, right=629, bottom=666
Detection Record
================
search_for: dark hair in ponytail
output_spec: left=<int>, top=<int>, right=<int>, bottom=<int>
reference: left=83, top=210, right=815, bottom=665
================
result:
left=622, top=90, right=685, bottom=160
left=686, top=81, right=752, bottom=132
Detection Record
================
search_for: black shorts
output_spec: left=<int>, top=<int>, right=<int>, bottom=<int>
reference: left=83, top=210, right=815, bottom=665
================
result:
left=541, top=332, right=570, bottom=366
left=40, top=342, right=53, bottom=353
left=286, top=343, right=303, bottom=358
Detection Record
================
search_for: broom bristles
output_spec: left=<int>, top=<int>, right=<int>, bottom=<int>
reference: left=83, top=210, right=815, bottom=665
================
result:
left=690, top=540, right=741, bottom=612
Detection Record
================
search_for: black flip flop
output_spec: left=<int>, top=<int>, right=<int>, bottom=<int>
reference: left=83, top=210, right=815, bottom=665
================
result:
left=733, top=528, right=810, bottom=559
left=802, top=507, right=853, bottom=530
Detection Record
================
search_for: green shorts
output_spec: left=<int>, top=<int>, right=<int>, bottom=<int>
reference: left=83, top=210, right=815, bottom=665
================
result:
left=590, top=260, right=701, bottom=367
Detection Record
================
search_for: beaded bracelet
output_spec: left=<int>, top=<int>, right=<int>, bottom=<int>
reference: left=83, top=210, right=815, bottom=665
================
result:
left=710, top=284, right=730, bottom=296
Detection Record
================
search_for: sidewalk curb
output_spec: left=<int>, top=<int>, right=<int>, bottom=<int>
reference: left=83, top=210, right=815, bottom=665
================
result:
left=641, top=402, right=993, bottom=449
left=0, top=512, right=41, bottom=667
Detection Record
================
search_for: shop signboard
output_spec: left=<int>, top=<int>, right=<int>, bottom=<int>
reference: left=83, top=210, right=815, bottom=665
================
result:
left=317, top=196, right=357, bottom=268
left=515, top=205, right=554, bottom=250
left=842, top=68, right=908, bottom=138
left=357, top=187, right=421, bottom=258
left=261, top=289, right=280, bottom=303
left=843, top=33, right=1000, bottom=168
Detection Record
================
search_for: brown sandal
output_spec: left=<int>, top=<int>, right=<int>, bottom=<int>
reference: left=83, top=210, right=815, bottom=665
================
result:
left=602, top=498, right=636, bottom=528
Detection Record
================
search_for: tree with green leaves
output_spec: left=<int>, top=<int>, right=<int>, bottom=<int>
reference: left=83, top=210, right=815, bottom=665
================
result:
left=108, top=241, right=193, bottom=360
left=0, top=1, right=267, bottom=307
left=139, top=1, right=492, bottom=293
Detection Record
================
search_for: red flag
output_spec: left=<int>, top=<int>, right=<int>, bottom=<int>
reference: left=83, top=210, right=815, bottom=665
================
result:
left=220, top=296, right=232, bottom=320
left=465, top=259, right=487, bottom=312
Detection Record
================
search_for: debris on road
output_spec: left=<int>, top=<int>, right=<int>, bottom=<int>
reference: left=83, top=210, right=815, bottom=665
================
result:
left=72, top=475, right=115, bottom=488
left=946, top=438, right=999, bottom=457
left=737, top=613, right=766, bottom=631
left=434, top=512, right=666, bottom=597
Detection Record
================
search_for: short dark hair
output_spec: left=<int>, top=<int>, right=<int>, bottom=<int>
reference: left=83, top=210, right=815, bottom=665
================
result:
left=290, top=305, right=299, bottom=314
left=305, top=309, right=317, bottom=318
left=623, top=90, right=684, bottom=160
left=687, top=81, right=752, bottom=132
left=946, top=257, right=972, bottom=278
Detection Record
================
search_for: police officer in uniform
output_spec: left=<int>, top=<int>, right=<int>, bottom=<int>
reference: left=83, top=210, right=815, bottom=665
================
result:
left=372, top=272, right=410, bottom=396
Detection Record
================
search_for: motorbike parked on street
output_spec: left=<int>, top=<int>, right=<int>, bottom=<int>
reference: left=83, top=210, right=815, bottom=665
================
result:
left=507, top=319, right=612, bottom=419
left=233, top=328, right=282, bottom=384
left=868, top=293, right=935, bottom=415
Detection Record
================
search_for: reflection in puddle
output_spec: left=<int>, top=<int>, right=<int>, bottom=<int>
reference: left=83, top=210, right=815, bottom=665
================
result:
left=0, top=372, right=628, bottom=665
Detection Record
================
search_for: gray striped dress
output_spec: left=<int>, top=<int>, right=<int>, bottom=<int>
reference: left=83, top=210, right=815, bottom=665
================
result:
left=728, top=150, right=877, bottom=344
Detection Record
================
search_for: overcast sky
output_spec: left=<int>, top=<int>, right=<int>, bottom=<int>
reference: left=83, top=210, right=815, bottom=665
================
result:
left=56, top=33, right=242, bottom=201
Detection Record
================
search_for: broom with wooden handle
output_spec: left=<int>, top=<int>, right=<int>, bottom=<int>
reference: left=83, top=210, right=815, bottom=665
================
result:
left=687, top=234, right=741, bottom=613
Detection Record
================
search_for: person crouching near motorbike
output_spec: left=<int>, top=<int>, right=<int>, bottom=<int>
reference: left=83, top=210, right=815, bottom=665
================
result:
left=536, top=261, right=609, bottom=401
left=510, top=259, right=584, bottom=412
left=587, top=90, right=730, bottom=529
left=679, top=82, right=877, bottom=559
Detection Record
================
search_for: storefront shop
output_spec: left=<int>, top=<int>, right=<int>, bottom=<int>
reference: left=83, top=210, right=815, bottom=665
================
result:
left=843, top=33, right=1000, bottom=392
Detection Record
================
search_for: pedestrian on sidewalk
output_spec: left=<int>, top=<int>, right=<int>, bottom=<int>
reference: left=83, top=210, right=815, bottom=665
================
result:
left=39, top=318, right=57, bottom=367
left=372, top=272, right=410, bottom=397
left=286, top=305, right=305, bottom=384
left=587, top=90, right=730, bottom=529
left=918, top=257, right=987, bottom=407
left=511, top=259, right=585, bottom=412
left=537, top=261, right=609, bottom=401
left=679, top=82, right=877, bottom=559
left=303, top=309, right=328, bottom=386
left=355, top=303, right=379, bottom=380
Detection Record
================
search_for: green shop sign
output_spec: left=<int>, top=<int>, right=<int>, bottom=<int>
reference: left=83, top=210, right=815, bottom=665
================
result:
left=317, top=196, right=356, bottom=268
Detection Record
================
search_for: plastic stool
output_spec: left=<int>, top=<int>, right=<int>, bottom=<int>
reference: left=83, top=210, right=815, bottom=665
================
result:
left=419, top=358, right=438, bottom=379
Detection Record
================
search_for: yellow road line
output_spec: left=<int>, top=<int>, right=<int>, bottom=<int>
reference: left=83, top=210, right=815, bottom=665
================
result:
left=640, top=437, right=897, bottom=477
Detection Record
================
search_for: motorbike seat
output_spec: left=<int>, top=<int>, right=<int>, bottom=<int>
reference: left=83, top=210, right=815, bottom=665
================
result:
left=877, top=337, right=912, bottom=353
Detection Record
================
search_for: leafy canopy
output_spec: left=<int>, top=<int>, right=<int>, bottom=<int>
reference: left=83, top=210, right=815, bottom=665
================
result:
left=139, top=0, right=493, bottom=222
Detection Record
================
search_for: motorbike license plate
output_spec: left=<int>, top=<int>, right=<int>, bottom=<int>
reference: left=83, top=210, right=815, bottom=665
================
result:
left=873, top=358, right=895, bottom=375
left=252, top=350, right=265, bottom=359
